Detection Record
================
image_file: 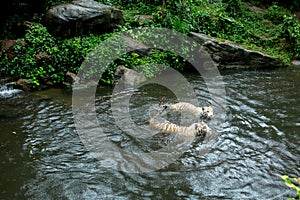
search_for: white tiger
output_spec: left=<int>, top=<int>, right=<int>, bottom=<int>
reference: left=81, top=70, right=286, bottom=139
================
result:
left=149, top=111, right=211, bottom=137
left=149, top=118, right=211, bottom=137
left=162, top=102, right=213, bottom=119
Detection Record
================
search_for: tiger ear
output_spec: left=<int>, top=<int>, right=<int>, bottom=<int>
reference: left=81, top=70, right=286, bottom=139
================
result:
left=193, top=124, right=199, bottom=132
left=194, top=124, right=198, bottom=129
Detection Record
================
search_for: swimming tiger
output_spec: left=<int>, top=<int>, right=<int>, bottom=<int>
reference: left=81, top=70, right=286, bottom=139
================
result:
left=149, top=107, right=211, bottom=137
left=162, top=102, right=213, bottom=119
left=149, top=117, right=211, bottom=137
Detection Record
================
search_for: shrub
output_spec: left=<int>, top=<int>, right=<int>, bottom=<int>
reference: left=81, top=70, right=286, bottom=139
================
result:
left=281, top=175, right=300, bottom=199
left=0, top=24, right=113, bottom=87
left=0, top=22, right=185, bottom=87
left=281, top=14, right=300, bottom=59
left=0, top=23, right=59, bottom=86
left=264, top=3, right=289, bottom=25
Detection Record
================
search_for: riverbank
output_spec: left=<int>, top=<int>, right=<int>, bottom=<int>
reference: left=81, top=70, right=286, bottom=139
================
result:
left=0, top=0, right=299, bottom=90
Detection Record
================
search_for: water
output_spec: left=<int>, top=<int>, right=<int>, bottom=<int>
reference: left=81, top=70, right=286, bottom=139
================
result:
left=0, top=68, right=299, bottom=199
left=0, top=85, right=22, bottom=99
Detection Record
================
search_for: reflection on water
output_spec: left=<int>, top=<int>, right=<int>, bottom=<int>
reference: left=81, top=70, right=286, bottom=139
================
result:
left=0, top=68, right=299, bottom=199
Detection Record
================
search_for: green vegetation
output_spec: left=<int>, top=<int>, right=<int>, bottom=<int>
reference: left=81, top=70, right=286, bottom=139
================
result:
left=0, top=0, right=300, bottom=87
left=281, top=175, right=300, bottom=199
left=0, top=24, right=113, bottom=87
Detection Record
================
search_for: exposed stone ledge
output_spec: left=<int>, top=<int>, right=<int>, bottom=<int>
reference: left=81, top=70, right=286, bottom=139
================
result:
left=190, top=32, right=283, bottom=69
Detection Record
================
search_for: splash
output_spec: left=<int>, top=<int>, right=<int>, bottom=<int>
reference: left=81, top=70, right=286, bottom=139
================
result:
left=0, top=85, right=22, bottom=99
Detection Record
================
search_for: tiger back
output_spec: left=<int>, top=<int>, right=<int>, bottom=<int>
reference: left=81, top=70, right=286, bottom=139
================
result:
left=163, top=102, right=213, bottom=119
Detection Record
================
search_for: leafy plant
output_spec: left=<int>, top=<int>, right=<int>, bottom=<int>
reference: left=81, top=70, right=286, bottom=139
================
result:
left=114, top=50, right=185, bottom=79
left=281, top=14, right=300, bottom=59
left=0, top=23, right=112, bottom=87
left=264, top=3, right=289, bottom=25
left=0, top=24, right=57, bottom=86
left=223, top=0, right=242, bottom=17
left=2, top=0, right=300, bottom=89
left=281, top=175, right=300, bottom=199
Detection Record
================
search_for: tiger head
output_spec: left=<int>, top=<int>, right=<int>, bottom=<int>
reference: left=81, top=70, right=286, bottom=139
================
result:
left=193, top=122, right=211, bottom=137
left=201, top=106, right=213, bottom=119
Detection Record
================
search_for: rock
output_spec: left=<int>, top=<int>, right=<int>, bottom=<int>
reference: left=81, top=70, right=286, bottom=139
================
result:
left=122, top=36, right=152, bottom=57
left=0, top=78, right=14, bottom=86
left=247, top=3, right=267, bottom=14
left=4, top=82, right=18, bottom=89
left=35, top=51, right=51, bottom=63
left=0, top=40, right=16, bottom=59
left=295, top=11, right=300, bottom=23
left=114, top=65, right=147, bottom=86
left=64, top=71, right=79, bottom=86
left=0, top=40, right=16, bottom=52
left=0, top=39, right=26, bottom=59
left=16, top=21, right=34, bottom=37
left=133, top=15, right=154, bottom=25
left=191, top=32, right=283, bottom=69
left=16, top=78, right=33, bottom=90
left=45, top=0, right=124, bottom=38
left=292, top=60, right=300, bottom=66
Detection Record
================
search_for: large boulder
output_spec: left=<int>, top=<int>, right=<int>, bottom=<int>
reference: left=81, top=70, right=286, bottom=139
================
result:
left=191, top=32, right=283, bottom=69
left=45, top=0, right=124, bottom=38
left=122, top=35, right=152, bottom=57
left=0, top=40, right=17, bottom=59
left=114, top=65, right=147, bottom=86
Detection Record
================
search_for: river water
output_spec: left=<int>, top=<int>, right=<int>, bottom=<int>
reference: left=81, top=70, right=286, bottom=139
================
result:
left=0, top=67, right=299, bottom=199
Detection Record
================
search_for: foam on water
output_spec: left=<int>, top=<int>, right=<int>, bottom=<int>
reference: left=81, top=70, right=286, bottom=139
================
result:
left=0, top=85, right=22, bottom=98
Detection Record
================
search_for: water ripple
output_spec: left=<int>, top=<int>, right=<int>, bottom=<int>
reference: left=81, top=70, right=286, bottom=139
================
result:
left=1, top=69, right=299, bottom=199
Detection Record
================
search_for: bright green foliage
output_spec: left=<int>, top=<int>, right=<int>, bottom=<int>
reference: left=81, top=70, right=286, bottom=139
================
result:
left=264, top=3, right=289, bottom=25
left=113, top=0, right=299, bottom=62
left=115, top=50, right=185, bottom=78
left=0, top=23, right=184, bottom=87
left=0, top=24, right=113, bottom=86
left=281, top=15, right=300, bottom=59
left=248, top=0, right=300, bottom=11
left=1, top=0, right=300, bottom=88
left=281, top=175, right=300, bottom=199
left=1, top=24, right=59, bottom=86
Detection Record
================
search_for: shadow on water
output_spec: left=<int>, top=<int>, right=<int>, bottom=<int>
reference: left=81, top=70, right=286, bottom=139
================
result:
left=0, top=67, right=299, bottom=199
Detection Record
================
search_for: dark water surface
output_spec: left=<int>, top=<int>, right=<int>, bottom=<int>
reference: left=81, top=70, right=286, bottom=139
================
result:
left=0, top=68, right=299, bottom=199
